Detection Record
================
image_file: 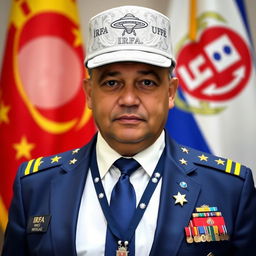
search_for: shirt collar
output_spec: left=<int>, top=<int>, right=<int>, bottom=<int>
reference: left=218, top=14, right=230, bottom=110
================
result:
left=96, top=131, right=165, bottom=179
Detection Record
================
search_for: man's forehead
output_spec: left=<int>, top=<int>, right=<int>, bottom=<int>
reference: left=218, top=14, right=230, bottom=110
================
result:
left=92, top=61, right=167, bottom=74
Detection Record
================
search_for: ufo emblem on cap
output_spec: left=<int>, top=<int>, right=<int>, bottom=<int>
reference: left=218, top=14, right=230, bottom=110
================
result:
left=111, top=13, right=148, bottom=36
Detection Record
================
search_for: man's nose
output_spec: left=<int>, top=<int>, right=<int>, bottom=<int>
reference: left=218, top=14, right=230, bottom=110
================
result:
left=118, top=85, right=140, bottom=106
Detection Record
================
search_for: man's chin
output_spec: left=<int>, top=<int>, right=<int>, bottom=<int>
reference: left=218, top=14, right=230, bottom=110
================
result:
left=112, top=134, right=145, bottom=144
left=108, top=128, right=149, bottom=143
left=103, top=131, right=155, bottom=156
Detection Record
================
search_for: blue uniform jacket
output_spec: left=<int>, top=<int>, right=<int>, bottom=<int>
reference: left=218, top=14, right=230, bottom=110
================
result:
left=2, top=133, right=256, bottom=256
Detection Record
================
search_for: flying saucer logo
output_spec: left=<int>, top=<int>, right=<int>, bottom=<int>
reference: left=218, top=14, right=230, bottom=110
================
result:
left=111, top=13, right=148, bottom=36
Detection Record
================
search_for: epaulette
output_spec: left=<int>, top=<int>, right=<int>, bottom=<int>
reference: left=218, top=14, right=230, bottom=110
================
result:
left=176, top=145, right=247, bottom=180
left=22, top=148, right=81, bottom=177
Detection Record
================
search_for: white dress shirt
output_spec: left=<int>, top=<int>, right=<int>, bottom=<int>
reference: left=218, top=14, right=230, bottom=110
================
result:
left=76, top=131, right=165, bottom=255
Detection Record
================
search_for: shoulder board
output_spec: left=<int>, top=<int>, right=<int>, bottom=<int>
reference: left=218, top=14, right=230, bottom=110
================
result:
left=177, top=145, right=247, bottom=179
left=22, top=148, right=81, bottom=177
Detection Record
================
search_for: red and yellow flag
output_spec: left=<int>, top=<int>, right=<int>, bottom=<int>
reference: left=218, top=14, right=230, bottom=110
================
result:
left=0, top=0, right=96, bottom=231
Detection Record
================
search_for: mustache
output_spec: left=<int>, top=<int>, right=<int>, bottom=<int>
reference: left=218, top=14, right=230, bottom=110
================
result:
left=111, top=109, right=147, bottom=121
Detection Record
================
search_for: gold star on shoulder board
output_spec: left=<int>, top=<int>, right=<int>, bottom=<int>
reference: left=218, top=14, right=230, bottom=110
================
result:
left=69, top=158, right=77, bottom=165
left=72, top=148, right=80, bottom=154
left=173, top=192, right=188, bottom=206
left=215, top=158, right=225, bottom=165
left=181, top=147, right=189, bottom=154
left=179, top=158, right=188, bottom=165
left=51, top=156, right=62, bottom=163
left=198, top=154, right=208, bottom=161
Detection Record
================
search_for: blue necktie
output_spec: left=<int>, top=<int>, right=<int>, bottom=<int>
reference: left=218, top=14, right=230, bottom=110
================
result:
left=105, top=158, right=140, bottom=256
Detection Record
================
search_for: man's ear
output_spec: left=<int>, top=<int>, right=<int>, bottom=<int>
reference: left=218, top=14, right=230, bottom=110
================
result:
left=83, top=79, right=92, bottom=109
left=168, top=77, right=178, bottom=110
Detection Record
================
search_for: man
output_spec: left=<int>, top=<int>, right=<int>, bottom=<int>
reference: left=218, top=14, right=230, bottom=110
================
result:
left=2, top=5, right=256, bottom=256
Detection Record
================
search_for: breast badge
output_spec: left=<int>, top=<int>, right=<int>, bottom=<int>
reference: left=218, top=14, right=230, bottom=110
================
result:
left=184, top=205, right=229, bottom=243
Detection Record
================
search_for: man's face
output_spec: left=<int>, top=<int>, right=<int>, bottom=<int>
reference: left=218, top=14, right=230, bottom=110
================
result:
left=84, top=62, right=178, bottom=156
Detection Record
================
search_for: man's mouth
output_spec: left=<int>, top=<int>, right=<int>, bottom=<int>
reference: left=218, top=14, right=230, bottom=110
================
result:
left=114, top=115, right=145, bottom=124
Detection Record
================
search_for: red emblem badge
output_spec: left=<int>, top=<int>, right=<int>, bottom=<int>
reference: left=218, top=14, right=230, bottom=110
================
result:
left=176, top=27, right=252, bottom=102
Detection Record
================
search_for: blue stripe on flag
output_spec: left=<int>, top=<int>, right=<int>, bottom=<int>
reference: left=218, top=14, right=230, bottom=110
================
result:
left=235, top=0, right=254, bottom=48
left=235, top=0, right=256, bottom=66
left=165, top=88, right=211, bottom=153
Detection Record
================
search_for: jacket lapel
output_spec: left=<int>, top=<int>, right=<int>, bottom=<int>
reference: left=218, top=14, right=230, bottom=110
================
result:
left=150, top=136, right=201, bottom=256
left=50, top=136, right=96, bottom=255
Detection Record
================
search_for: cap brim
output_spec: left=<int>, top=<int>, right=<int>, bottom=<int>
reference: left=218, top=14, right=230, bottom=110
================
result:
left=86, top=50, right=173, bottom=69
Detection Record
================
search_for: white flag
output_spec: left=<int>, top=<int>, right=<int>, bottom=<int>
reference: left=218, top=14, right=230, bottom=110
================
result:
left=166, top=0, right=256, bottom=179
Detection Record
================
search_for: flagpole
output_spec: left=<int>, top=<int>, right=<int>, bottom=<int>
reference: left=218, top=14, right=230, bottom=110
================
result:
left=189, top=0, right=197, bottom=41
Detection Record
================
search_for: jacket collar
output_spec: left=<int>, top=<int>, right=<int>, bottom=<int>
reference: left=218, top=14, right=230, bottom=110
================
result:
left=150, top=134, right=201, bottom=255
left=50, top=135, right=97, bottom=255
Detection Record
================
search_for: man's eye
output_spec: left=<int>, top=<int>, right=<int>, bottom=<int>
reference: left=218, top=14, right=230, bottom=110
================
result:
left=141, top=80, right=156, bottom=87
left=103, top=80, right=118, bottom=87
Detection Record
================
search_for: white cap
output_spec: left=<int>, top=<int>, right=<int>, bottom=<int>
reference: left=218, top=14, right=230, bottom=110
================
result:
left=85, top=6, right=176, bottom=69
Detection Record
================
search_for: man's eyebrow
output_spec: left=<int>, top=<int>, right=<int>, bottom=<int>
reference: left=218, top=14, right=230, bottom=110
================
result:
left=97, top=69, right=162, bottom=82
left=98, top=71, right=121, bottom=83
left=137, top=70, right=161, bottom=82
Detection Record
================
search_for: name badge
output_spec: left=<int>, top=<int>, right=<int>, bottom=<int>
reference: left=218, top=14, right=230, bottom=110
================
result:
left=27, top=215, right=51, bottom=233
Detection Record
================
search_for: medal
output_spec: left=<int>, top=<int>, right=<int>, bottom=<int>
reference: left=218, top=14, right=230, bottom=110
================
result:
left=192, top=227, right=201, bottom=242
left=206, top=234, right=212, bottom=242
left=185, top=227, right=193, bottom=243
left=116, top=241, right=129, bottom=256
left=201, top=234, right=207, bottom=242
left=185, top=205, right=229, bottom=243
left=186, top=237, right=194, bottom=243
left=194, top=235, right=201, bottom=243
left=213, top=226, right=220, bottom=241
